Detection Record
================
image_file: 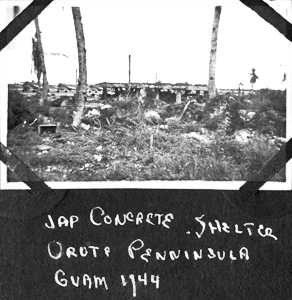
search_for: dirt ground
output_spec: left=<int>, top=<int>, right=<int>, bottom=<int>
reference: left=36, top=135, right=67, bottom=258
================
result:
left=6, top=85, right=286, bottom=182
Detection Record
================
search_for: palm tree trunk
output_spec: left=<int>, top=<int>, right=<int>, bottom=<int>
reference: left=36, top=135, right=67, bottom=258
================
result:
left=72, top=7, right=87, bottom=128
left=208, top=6, right=222, bottom=100
left=34, top=16, right=49, bottom=106
left=13, top=6, right=20, bottom=18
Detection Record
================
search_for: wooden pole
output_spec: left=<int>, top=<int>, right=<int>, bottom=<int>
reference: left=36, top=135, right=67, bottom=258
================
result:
left=129, top=55, right=131, bottom=85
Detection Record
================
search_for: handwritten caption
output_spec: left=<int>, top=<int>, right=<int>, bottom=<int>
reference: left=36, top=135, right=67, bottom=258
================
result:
left=45, top=206, right=278, bottom=297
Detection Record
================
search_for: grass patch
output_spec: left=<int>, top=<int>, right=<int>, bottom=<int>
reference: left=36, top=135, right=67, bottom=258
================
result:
left=7, top=126, right=284, bottom=182
left=6, top=87, right=286, bottom=182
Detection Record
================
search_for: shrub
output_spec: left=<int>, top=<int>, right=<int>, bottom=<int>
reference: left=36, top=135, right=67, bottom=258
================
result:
left=258, top=89, right=286, bottom=113
left=202, top=90, right=286, bottom=138
left=8, top=90, right=36, bottom=129
left=239, top=137, right=279, bottom=177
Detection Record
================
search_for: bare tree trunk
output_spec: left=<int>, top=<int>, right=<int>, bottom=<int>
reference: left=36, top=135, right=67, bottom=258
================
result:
left=129, top=55, right=131, bottom=84
left=34, top=17, right=49, bottom=106
left=208, top=6, right=221, bottom=100
left=72, top=7, right=87, bottom=128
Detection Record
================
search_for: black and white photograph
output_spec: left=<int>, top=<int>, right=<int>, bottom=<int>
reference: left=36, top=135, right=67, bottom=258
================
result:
left=1, top=2, right=292, bottom=299
left=1, top=0, right=291, bottom=189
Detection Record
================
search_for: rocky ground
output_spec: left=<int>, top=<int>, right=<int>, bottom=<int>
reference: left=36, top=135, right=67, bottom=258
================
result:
left=6, top=83, right=286, bottom=182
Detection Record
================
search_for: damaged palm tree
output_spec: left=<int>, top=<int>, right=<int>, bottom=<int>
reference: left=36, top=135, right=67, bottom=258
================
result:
left=72, top=7, right=87, bottom=129
left=249, top=68, right=259, bottom=90
left=32, top=36, right=42, bottom=94
left=13, top=6, right=48, bottom=104
left=34, top=16, right=49, bottom=106
left=208, top=6, right=222, bottom=100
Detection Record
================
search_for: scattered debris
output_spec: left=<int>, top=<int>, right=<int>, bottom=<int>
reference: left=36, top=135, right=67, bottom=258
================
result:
left=94, top=154, right=103, bottom=162
left=7, top=84, right=286, bottom=182
left=38, top=124, right=57, bottom=134
left=182, top=132, right=210, bottom=143
left=36, top=145, right=53, bottom=151
left=234, top=129, right=252, bottom=143
left=145, top=110, right=161, bottom=123
left=80, top=123, right=90, bottom=130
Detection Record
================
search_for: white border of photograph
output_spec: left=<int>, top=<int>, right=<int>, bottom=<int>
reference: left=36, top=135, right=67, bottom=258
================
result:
left=1, top=0, right=291, bottom=190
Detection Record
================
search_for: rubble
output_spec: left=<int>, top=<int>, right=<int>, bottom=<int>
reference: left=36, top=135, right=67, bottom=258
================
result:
left=182, top=132, right=210, bottom=143
left=49, top=107, right=71, bottom=119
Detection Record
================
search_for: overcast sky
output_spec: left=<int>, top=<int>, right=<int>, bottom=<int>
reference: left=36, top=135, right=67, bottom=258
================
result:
left=3, top=0, right=291, bottom=89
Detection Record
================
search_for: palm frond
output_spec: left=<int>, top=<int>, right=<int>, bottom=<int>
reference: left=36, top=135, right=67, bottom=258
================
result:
left=44, top=53, right=69, bottom=59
